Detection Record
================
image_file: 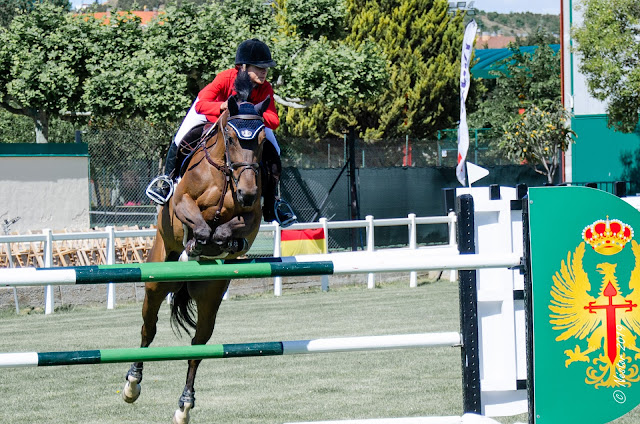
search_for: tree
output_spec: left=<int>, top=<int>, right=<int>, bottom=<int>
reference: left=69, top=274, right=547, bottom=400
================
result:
left=0, top=0, right=70, bottom=27
left=469, top=43, right=561, bottom=133
left=0, top=0, right=388, bottom=143
left=572, top=0, right=640, bottom=133
left=278, top=0, right=466, bottom=140
left=498, top=103, right=575, bottom=184
left=345, top=0, right=465, bottom=140
left=0, top=2, right=94, bottom=143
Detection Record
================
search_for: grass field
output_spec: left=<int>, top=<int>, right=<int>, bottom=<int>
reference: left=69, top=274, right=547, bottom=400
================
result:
left=0, top=278, right=638, bottom=424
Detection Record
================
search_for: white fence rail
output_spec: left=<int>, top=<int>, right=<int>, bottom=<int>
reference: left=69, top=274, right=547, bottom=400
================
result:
left=0, top=213, right=458, bottom=314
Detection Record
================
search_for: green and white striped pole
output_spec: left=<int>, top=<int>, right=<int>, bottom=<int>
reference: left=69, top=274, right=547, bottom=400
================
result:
left=0, top=332, right=461, bottom=368
left=0, top=249, right=520, bottom=287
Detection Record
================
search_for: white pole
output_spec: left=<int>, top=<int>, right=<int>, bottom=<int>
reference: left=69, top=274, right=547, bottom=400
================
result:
left=319, top=217, right=329, bottom=292
left=5, top=242, right=19, bottom=314
left=106, top=226, right=116, bottom=309
left=366, top=215, right=375, bottom=289
left=273, top=221, right=282, bottom=296
left=448, top=211, right=458, bottom=282
left=282, top=332, right=461, bottom=354
left=43, top=229, right=54, bottom=315
left=408, top=213, right=417, bottom=288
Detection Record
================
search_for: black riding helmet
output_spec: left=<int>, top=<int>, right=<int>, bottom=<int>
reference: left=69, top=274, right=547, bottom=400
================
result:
left=235, top=39, right=277, bottom=68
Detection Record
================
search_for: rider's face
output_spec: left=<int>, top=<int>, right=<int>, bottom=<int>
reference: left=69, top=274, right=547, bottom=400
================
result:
left=246, top=65, right=268, bottom=85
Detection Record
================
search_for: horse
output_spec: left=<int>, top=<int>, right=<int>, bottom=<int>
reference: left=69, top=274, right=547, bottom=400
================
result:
left=122, top=83, right=269, bottom=423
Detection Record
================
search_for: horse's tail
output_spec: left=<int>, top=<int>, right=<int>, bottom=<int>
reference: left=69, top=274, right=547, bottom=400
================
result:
left=170, top=284, right=197, bottom=337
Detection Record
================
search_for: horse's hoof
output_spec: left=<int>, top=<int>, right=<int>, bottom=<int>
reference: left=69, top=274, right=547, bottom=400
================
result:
left=172, top=402, right=193, bottom=424
left=184, top=239, right=203, bottom=259
left=122, top=375, right=141, bottom=403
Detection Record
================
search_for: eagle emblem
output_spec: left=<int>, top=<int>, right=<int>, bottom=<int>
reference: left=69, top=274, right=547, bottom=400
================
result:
left=549, top=217, right=640, bottom=388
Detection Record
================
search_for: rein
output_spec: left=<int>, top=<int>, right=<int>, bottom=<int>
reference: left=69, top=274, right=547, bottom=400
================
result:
left=193, top=113, right=263, bottom=223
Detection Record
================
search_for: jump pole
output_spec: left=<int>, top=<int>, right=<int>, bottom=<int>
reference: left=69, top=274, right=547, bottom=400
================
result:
left=0, top=332, right=461, bottom=368
left=0, top=249, right=520, bottom=287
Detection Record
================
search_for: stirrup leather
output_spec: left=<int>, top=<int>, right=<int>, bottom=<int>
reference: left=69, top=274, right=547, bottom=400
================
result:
left=274, top=198, right=297, bottom=228
left=145, top=175, right=174, bottom=205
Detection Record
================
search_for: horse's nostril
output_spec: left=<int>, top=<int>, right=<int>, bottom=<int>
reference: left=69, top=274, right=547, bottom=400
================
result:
left=241, top=193, right=256, bottom=206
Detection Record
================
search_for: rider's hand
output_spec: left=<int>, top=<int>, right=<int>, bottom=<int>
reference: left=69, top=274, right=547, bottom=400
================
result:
left=220, top=101, right=228, bottom=112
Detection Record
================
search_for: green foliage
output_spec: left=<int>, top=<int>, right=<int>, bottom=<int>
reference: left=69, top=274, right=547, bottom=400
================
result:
left=469, top=44, right=560, bottom=134
left=0, top=2, right=93, bottom=142
left=277, top=0, right=346, bottom=40
left=0, top=0, right=70, bottom=27
left=572, top=0, right=640, bottom=133
left=342, top=0, right=465, bottom=140
left=498, top=103, right=574, bottom=183
left=281, top=39, right=386, bottom=107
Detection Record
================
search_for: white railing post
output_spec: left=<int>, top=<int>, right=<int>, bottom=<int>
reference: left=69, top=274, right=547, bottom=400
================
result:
left=5, top=242, right=20, bottom=314
left=319, top=217, right=329, bottom=292
left=448, top=211, right=458, bottom=282
left=408, top=213, right=417, bottom=288
left=43, top=229, right=54, bottom=315
left=273, top=221, right=282, bottom=296
left=106, top=226, right=116, bottom=309
left=366, top=215, right=375, bottom=289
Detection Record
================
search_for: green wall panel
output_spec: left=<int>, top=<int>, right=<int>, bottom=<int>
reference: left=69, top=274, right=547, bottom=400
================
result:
left=571, top=115, right=640, bottom=182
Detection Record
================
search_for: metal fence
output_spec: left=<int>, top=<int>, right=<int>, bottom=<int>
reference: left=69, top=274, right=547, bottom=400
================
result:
left=84, top=126, right=510, bottom=228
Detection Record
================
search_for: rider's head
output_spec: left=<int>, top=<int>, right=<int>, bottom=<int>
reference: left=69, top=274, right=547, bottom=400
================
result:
left=235, top=39, right=276, bottom=86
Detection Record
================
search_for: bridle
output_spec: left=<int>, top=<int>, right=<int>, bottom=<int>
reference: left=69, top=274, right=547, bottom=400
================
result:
left=196, top=112, right=265, bottom=223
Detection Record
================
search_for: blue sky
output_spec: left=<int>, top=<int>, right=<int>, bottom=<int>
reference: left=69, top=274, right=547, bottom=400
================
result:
left=477, top=0, right=560, bottom=14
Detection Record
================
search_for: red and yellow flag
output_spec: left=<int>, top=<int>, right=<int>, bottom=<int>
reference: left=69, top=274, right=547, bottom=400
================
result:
left=281, top=228, right=327, bottom=257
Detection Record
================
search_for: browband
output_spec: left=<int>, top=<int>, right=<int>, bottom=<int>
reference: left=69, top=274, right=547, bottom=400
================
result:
left=228, top=114, right=264, bottom=121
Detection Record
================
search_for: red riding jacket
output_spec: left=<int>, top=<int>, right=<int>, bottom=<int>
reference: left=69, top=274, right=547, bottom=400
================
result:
left=195, top=67, right=280, bottom=130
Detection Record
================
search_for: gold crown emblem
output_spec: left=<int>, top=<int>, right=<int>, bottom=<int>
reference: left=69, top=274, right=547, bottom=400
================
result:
left=582, top=217, right=634, bottom=255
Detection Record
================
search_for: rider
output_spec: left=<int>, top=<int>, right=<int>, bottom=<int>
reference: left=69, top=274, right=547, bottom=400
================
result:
left=146, top=38, right=295, bottom=225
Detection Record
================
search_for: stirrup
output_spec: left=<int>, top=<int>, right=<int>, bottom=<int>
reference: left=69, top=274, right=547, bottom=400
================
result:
left=275, top=198, right=297, bottom=228
left=145, top=175, right=174, bottom=205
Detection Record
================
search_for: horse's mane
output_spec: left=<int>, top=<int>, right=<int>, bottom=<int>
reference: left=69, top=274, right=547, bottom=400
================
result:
left=234, top=69, right=253, bottom=103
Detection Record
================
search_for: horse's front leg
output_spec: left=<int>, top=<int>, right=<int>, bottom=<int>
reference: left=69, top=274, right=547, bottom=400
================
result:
left=173, top=281, right=229, bottom=424
left=174, top=193, right=212, bottom=245
left=123, top=281, right=180, bottom=404
left=211, top=212, right=257, bottom=253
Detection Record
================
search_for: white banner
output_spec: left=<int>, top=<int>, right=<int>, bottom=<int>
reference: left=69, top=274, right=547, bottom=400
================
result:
left=456, top=20, right=477, bottom=186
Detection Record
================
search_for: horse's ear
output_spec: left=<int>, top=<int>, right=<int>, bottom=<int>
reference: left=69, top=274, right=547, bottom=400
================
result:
left=228, top=96, right=239, bottom=116
left=254, top=95, right=271, bottom=116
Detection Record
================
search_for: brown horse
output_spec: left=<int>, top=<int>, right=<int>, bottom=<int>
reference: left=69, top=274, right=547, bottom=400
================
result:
left=122, top=91, right=269, bottom=424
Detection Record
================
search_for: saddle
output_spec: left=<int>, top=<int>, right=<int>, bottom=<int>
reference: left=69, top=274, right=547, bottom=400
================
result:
left=176, top=123, right=217, bottom=179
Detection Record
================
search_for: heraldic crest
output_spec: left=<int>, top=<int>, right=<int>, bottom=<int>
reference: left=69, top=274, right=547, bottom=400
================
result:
left=549, top=217, right=640, bottom=388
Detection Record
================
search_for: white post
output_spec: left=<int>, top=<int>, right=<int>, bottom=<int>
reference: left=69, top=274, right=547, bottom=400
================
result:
left=5, top=243, right=20, bottom=314
left=43, top=229, right=54, bottom=315
left=366, top=215, right=375, bottom=289
left=106, top=226, right=116, bottom=309
left=273, top=222, right=282, bottom=296
left=408, top=213, right=417, bottom=288
left=319, top=217, right=329, bottom=292
left=448, top=211, right=458, bottom=282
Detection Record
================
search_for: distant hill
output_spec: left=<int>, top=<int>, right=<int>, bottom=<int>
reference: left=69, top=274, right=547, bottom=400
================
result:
left=473, top=10, right=560, bottom=38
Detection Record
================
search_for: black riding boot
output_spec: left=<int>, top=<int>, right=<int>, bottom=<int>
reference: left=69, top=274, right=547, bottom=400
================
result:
left=261, top=142, right=295, bottom=225
left=147, top=143, right=179, bottom=205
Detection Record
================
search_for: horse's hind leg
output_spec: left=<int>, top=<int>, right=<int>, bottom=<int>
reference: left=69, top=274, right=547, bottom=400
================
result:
left=173, top=280, right=229, bottom=424
left=123, top=281, right=181, bottom=403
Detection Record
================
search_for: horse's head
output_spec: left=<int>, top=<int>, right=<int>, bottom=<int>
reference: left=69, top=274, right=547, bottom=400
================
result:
left=219, top=95, right=270, bottom=207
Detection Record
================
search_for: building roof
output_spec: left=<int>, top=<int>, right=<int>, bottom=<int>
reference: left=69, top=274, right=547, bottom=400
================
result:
left=471, top=44, right=560, bottom=79
left=476, top=35, right=517, bottom=49
left=92, top=10, right=161, bottom=26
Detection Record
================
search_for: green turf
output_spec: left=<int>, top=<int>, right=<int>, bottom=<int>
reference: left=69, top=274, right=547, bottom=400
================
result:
left=0, top=279, right=638, bottom=424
